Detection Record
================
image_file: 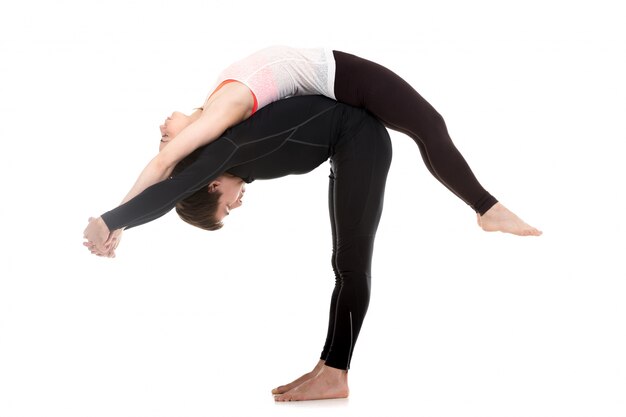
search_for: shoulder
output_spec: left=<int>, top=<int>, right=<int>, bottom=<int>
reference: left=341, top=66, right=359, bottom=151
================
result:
left=203, top=81, right=255, bottom=118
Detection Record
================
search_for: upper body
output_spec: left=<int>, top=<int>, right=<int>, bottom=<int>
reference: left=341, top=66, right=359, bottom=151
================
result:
left=160, top=45, right=336, bottom=160
left=101, top=95, right=375, bottom=232
left=85, top=47, right=342, bottom=255
left=120, top=46, right=337, bottom=221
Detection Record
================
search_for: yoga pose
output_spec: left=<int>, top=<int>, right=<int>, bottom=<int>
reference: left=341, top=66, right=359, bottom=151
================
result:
left=86, top=96, right=392, bottom=400
left=88, top=46, right=540, bottom=253
left=83, top=47, right=542, bottom=401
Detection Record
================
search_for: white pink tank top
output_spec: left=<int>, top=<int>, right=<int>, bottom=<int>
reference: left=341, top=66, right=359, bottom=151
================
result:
left=208, top=46, right=337, bottom=113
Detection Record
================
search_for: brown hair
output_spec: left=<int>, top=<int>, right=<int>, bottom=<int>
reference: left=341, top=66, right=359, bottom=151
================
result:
left=175, top=188, right=223, bottom=231
left=172, top=148, right=224, bottom=231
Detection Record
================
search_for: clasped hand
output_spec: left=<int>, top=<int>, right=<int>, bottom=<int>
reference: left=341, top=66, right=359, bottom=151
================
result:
left=83, top=217, right=122, bottom=258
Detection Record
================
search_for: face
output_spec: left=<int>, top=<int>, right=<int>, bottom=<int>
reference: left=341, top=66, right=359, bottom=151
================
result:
left=208, top=174, right=246, bottom=221
left=159, top=109, right=202, bottom=151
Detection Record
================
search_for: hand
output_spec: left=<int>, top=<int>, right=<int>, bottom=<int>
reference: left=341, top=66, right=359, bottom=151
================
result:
left=83, top=218, right=122, bottom=258
left=83, top=240, right=116, bottom=258
left=83, top=217, right=111, bottom=254
left=104, top=228, right=124, bottom=256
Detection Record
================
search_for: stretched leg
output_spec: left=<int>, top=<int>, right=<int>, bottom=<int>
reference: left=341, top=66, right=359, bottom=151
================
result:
left=272, top=160, right=343, bottom=396
left=275, top=115, right=393, bottom=401
left=325, top=116, right=392, bottom=370
left=333, top=50, right=495, bottom=213
left=333, top=50, right=494, bottom=211
left=272, top=156, right=345, bottom=396
left=332, top=50, right=541, bottom=236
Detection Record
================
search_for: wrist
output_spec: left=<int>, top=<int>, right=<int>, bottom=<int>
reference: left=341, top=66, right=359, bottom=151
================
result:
left=97, top=216, right=111, bottom=234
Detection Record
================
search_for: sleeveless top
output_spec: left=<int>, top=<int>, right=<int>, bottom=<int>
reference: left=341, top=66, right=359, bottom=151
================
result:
left=206, top=46, right=336, bottom=113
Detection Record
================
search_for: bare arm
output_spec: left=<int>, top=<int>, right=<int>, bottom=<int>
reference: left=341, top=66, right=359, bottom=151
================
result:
left=84, top=83, right=253, bottom=257
left=118, top=96, right=251, bottom=207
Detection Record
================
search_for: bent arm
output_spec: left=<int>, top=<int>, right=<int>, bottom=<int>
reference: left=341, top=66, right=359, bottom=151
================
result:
left=119, top=98, right=251, bottom=206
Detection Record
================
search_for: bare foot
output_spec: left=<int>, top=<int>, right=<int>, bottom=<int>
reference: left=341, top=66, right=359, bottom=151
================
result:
left=271, top=359, right=325, bottom=395
left=478, top=202, right=542, bottom=236
left=274, top=365, right=349, bottom=402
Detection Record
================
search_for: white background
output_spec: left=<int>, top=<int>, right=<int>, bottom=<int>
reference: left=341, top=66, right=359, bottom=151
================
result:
left=1, top=0, right=625, bottom=416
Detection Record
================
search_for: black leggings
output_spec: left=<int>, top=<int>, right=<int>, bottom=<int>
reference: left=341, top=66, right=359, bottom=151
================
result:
left=320, top=115, right=392, bottom=370
left=333, top=50, right=498, bottom=215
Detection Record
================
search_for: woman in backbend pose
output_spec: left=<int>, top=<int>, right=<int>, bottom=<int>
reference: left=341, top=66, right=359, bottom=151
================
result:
left=97, top=46, right=540, bottom=246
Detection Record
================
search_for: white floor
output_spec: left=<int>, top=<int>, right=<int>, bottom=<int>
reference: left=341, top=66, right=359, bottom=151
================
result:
left=1, top=216, right=625, bottom=417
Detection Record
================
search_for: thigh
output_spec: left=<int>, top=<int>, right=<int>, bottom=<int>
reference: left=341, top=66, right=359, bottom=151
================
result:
left=333, top=50, right=445, bottom=139
left=331, top=116, right=392, bottom=244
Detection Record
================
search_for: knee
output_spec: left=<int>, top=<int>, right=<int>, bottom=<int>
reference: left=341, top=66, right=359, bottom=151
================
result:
left=421, top=111, right=450, bottom=143
left=334, top=248, right=373, bottom=291
left=336, top=267, right=372, bottom=299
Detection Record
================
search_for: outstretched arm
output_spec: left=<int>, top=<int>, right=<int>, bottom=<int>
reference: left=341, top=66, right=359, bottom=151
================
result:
left=119, top=97, right=251, bottom=206
left=84, top=136, right=239, bottom=248
left=84, top=87, right=253, bottom=255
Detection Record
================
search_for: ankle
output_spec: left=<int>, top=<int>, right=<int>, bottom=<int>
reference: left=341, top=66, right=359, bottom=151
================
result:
left=312, top=359, right=325, bottom=372
left=322, top=365, right=348, bottom=379
left=481, top=202, right=502, bottom=217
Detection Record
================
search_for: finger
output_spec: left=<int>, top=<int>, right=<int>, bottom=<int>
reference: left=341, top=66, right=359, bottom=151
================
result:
left=103, top=235, right=113, bottom=249
left=90, top=244, right=104, bottom=253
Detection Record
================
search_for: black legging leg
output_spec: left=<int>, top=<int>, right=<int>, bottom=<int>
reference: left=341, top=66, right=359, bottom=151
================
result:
left=320, top=116, right=393, bottom=370
left=332, top=50, right=498, bottom=215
